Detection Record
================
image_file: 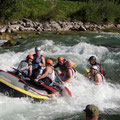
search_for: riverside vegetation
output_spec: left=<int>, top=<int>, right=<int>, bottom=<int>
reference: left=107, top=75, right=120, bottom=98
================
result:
left=0, top=0, right=120, bottom=47
left=0, top=0, right=120, bottom=24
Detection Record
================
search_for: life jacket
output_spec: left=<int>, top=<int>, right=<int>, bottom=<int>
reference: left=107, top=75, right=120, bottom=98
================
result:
left=54, top=60, right=67, bottom=71
left=91, top=63, right=105, bottom=76
left=32, top=54, right=42, bottom=70
left=92, top=72, right=104, bottom=85
left=62, top=67, right=74, bottom=82
left=46, top=69, right=55, bottom=84
left=17, top=60, right=31, bottom=76
left=36, top=66, right=46, bottom=78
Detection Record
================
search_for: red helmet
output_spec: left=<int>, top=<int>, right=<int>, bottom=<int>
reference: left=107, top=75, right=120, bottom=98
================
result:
left=46, top=59, right=53, bottom=66
left=57, top=56, right=64, bottom=62
left=27, top=54, right=34, bottom=60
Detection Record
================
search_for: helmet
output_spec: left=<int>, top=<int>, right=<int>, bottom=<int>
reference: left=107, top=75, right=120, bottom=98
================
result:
left=66, top=60, right=74, bottom=68
left=84, top=104, right=99, bottom=117
left=88, top=56, right=96, bottom=61
left=58, top=56, right=64, bottom=62
left=46, top=59, right=53, bottom=66
left=91, top=65, right=99, bottom=71
left=35, top=46, right=41, bottom=52
left=27, top=54, right=34, bottom=60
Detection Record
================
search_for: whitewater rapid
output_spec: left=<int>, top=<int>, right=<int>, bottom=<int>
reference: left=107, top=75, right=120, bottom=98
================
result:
left=0, top=38, right=120, bottom=120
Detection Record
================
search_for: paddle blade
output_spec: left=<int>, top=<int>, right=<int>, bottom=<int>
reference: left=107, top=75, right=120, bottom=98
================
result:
left=61, top=86, right=72, bottom=97
left=86, top=68, right=90, bottom=73
left=41, top=83, right=57, bottom=93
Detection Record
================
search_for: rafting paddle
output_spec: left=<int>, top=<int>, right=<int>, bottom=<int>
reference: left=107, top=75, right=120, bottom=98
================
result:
left=86, top=68, right=90, bottom=73
left=54, top=71, right=72, bottom=97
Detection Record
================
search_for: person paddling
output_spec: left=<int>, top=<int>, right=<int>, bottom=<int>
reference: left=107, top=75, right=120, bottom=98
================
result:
left=54, top=56, right=67, bottom=75
left=90, top=65, right=104, bottom=85
left=34, top=59, right=55, bottom=86
left=87, top=56, right=105, bottom=80
left=60, top=60, right=75, bottom=84
left=17, top=54, right=34, bottom=78
left=32, top=47, right=45, bottom=78
left=54, top=56, right=76, bottom=75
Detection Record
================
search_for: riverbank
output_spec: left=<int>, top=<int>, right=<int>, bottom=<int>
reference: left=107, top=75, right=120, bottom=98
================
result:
left=0, top=19, right=120, bottom=48
left=0, top=19, right=120, bottom=34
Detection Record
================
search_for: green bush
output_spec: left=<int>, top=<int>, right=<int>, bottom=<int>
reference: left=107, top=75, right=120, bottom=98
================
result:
left=69, top=0, right=120, bottom=24
left=0, top=0, right=119, bottom=24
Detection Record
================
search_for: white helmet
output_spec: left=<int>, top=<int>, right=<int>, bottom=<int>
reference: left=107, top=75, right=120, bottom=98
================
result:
left=35, top=47, right=41, bottom=51
left=91, top=65, right=99, bottom=71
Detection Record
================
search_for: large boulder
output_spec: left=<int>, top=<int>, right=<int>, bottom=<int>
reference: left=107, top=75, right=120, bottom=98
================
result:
left=0, top=33, right=12, bottom=40
left=0, top=26, right=7, bottom=33
left=19, top=26, right=36, bottom=31
left=59, top=22, right=72, bottom=31
left=50, top=21, right=62, bottom=31
left=117, top=24, right=120, bottom=28
left=1, top=40, right=21, bottom=48
left=23, top=18, right=34, bottom=27
left=43, top=22, right=51, bottom=31
left=6, top=24, right=22, bottom=33
left=10, top=21, right=18, bottom=25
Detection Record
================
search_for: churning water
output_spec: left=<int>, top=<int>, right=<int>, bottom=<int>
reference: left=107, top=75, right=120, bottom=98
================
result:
left=0, top=32, right=120, bottom=120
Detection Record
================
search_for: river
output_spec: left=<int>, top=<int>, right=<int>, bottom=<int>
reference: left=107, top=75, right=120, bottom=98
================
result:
left=0, top=31, right=120, bottom=120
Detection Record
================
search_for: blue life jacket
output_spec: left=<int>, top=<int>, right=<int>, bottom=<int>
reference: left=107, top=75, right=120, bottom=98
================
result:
left=32, top=54, right=42, bottom=69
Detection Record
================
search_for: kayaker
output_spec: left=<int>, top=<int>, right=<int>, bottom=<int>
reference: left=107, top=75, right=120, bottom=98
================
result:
left=17, top=54, right=34, bottom=77
left=90, top=65, right=104, bottom=85
left=61, top=60, right=75, bottom=84
left=34, top=59, right=55, bottom=86
left=87, top=56, right=105, bottom=79
left=32, top=46, right=45, bottom=78
left=84, top=104, right=99, bottom=120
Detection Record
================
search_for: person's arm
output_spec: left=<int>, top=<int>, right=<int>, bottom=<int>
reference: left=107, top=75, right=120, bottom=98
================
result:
left=87, top=72, right=91, bottom=80
left=95, top=74, right=102, bottom=85
left=29, top=65, right=32, bottom=77
left=34, top=66, right=49, bottom=82
left=62, top=69, right=73, bottom=84
left=39, top=56, right=45, bottom=67
left=53, top=63, right=59, bottom=68
left=17, top=61, right=28, bottom=71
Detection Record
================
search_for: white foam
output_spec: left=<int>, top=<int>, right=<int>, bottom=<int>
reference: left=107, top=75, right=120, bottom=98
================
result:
left=95, top=35, right=107, bottom=38
left=104, top=59, right=117, bottom=64
left=0, top=40, right=8, bottom=48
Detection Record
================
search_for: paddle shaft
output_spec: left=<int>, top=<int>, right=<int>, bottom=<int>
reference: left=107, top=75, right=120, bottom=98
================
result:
left=55, top=70, right=72, bottom=97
